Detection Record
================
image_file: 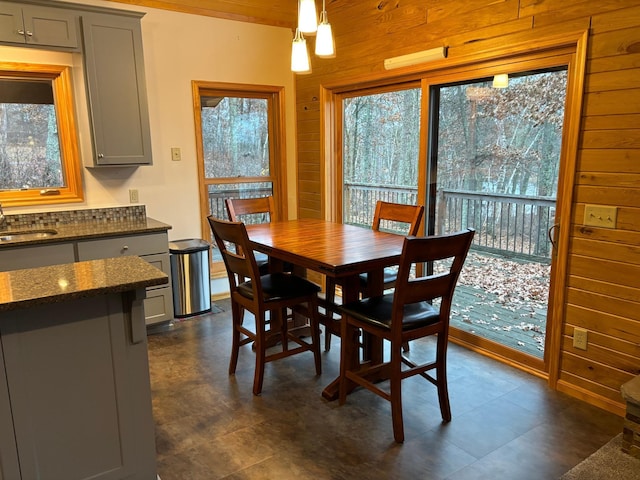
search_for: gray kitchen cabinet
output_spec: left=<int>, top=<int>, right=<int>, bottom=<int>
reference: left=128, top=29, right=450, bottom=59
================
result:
left=0, top=337, right=20, bottom=480
left=0, top=1, right=79, bottom=49
left=76, top=233, right=174, bottom=325
left=81, top=11, right=153, bottom=166
left=0, top=290, right=157, bottom=479
left=0, top=242, right=75, bottom=271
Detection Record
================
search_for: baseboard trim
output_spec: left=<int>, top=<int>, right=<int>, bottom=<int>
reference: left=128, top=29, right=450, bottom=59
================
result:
left=557, top=380, right=625, bottom=417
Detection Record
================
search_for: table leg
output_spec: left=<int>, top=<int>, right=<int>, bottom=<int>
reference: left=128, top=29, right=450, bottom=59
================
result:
left=321, top=269, right=386, bottom=401
left=322, top=274, right=360, bottom=401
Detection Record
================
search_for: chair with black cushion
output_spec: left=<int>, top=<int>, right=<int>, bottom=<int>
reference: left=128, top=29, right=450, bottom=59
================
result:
left=208, top=215, right=322, bottom=395
left=338, top=228, right=474, bottom=443
left=323, top=201, right=425, bottom=351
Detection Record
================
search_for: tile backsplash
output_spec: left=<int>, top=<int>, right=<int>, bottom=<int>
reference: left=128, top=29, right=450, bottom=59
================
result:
left=3, top=206, right=147, bottom=229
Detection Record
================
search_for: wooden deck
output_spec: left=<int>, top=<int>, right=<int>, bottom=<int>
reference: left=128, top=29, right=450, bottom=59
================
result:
left=450, top=284, right=547, bottom=358
left=447, top=249, right=549, bottom=358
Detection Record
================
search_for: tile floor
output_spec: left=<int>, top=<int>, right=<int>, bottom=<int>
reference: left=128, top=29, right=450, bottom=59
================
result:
left=148, top=299, right=623, bottom=479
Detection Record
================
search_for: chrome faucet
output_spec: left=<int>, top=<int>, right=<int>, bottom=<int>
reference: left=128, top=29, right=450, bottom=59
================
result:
left=0, top=203, right=6, bottom=230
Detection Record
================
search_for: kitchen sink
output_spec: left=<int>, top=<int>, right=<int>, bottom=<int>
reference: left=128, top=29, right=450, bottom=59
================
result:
left=0, top=229, right=58, bottom=243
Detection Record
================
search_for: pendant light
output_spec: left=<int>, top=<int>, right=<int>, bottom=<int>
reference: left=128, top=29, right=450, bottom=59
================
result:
left=291, top=27, right=311, bottom=73
left=315, top=0, right=334, bottom=57
left=298, top=0, right=318, bottom=34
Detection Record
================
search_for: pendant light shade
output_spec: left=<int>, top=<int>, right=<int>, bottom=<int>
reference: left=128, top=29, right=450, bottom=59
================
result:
left=315, top=3, right=334, bottom=57
left=298, top=0, right=318, bottom=34
left=291, top=28, right=311, bottom=74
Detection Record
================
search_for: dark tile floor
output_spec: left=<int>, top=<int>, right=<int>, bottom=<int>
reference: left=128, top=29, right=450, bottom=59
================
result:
left=148, top=299, right=623, bottom=480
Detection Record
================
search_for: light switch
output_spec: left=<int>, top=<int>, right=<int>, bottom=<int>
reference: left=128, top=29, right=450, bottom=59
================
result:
left=171, top=147, right=181, bottom=161
left=583, top=205, right=617, bottom=229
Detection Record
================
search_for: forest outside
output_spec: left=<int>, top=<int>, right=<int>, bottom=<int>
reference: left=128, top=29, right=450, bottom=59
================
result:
left=342, top=68, right=568, bottom=358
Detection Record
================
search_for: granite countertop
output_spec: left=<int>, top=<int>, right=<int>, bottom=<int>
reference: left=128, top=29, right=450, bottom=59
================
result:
left=0, top=256, right=168, bottom=312
left=0, top=217, right=171, bottom=248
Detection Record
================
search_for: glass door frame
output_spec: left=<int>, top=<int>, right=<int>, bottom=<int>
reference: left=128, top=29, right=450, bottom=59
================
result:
left=322, top=31, right=588, bottom=380
left=424, top=62, right=571, bottom=374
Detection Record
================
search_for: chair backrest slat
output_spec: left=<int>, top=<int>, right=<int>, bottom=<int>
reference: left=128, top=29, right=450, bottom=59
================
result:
left=226, top=196, right=277, bottom=223
left=372, top=201, right=424, bottom=236
left=392, top=229, right=475, bottom=332
left=207, top=215, right=263, bottom=298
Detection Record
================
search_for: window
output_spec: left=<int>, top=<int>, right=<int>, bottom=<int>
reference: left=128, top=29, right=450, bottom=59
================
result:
left=192, top=81, right=286, bottom=273
left=0, top=62, right=83, bottom=206
left=340, top=85, right=422, bottom=231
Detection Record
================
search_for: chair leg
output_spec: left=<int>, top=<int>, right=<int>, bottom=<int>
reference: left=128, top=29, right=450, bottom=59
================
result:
left=324, top=277, right=336, bottom=351
left=280, top=307, right=288, bottom=352
left=229, top=302, right=242, bottom=375
left=253, top=312, right=267, bottom=395
left=390, top=341, right=405, bottom=443
left=310, top=300, right=322, bottom=375
left=339, top=319, right=358, bottom=405
left=436, top=333, right=452, bottom=422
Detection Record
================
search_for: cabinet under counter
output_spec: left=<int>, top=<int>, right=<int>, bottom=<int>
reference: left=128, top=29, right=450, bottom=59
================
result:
left=0, top=256, right=165, bottom=480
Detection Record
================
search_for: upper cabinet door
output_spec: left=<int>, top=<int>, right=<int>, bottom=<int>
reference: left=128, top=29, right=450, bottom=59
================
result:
left=0, top=2, right=79, bottom=49
left=0, top=3, right=25, bottom=44
left=81, top=12, right=153, bottom=166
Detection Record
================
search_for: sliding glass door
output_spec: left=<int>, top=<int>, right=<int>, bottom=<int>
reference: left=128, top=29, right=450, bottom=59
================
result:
left=335, top=64, right=571, bottom=372
left=428, top=69, right=567, bottom=364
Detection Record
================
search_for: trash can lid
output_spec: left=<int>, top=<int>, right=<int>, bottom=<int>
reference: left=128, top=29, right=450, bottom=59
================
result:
left=169, top=238, right=210, bottom=253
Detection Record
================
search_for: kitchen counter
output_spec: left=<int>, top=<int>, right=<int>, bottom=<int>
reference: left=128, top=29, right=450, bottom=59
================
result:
left=0, top=216, right=171, bottom=248
left=0, top=255, right=168, bottom=312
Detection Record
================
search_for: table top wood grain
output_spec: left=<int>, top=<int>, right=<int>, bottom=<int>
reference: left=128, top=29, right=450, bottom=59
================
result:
left=245, top=219, right=405, bottom=279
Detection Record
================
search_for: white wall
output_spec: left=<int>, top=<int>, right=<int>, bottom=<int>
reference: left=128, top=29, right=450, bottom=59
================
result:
left=2, top=0, right=298, bottom=241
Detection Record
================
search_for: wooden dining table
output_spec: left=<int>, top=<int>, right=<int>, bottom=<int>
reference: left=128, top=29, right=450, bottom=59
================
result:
left=245, top=218, right=406, bottom=401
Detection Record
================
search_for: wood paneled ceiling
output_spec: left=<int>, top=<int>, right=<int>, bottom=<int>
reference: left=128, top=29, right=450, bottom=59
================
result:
left=105, top=0, right=298, bottom=28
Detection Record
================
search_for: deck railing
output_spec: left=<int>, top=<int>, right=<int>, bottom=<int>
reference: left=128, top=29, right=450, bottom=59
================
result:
left=343, top=183, right=555, bottom=261
left=207, top=183, right=556, bottom=261
left=207, top=186, right=272, bottom=222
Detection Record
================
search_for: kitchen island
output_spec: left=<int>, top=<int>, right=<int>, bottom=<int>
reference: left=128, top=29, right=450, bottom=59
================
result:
left=0, top=256, right=166, bottom=480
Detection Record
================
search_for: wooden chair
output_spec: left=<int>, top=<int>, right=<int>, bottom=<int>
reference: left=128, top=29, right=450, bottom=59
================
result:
left=358, top=201, right=425, bottom=294
left=225, top=196, right=277, bottom=273
left=338, top=228, right=475, bottom=443
left=207, top=215, right=322, bottom=395
left=323, top=201, right=425, bottom=351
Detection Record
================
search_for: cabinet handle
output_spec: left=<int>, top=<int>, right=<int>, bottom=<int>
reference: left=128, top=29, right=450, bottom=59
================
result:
left=122, top=245, right=129, bottom=253
left=26, top=31, right=33, bottom=37
left=98, top=153, right=104, bottom=158
left=17, top=29, right=25, bottom=35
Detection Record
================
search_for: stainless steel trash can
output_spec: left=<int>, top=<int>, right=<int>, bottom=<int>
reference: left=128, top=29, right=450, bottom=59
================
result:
left=169, top=239, right=211, bottom=318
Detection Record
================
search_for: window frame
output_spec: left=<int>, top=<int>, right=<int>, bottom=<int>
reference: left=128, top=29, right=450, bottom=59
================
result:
left=0, top=61, right=83, bottom=207
left=192, top=80, right=287, bottom=275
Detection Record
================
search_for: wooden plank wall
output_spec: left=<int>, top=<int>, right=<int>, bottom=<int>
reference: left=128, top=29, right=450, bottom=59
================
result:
left=296, top=0, right=640, bottom=414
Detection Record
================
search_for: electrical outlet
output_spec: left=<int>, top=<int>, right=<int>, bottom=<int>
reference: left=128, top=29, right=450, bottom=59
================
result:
left=583, top=205, right=617, bottom=228
left=129, top=189, right=139, bottom=203
left=573, top=327, right=588, bottom=350
left=171, top=147, right=181, bottom=161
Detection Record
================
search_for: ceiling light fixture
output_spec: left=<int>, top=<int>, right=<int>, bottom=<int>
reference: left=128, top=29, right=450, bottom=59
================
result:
left=383, top=46, right=447, bottom=70
left=291, top=27, right=311, bottom=74
left=298, top=0, right=317, bottom=34
left=492, top=74, right=509, bottom=88
left=315, top=0, right=334, bottom=57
